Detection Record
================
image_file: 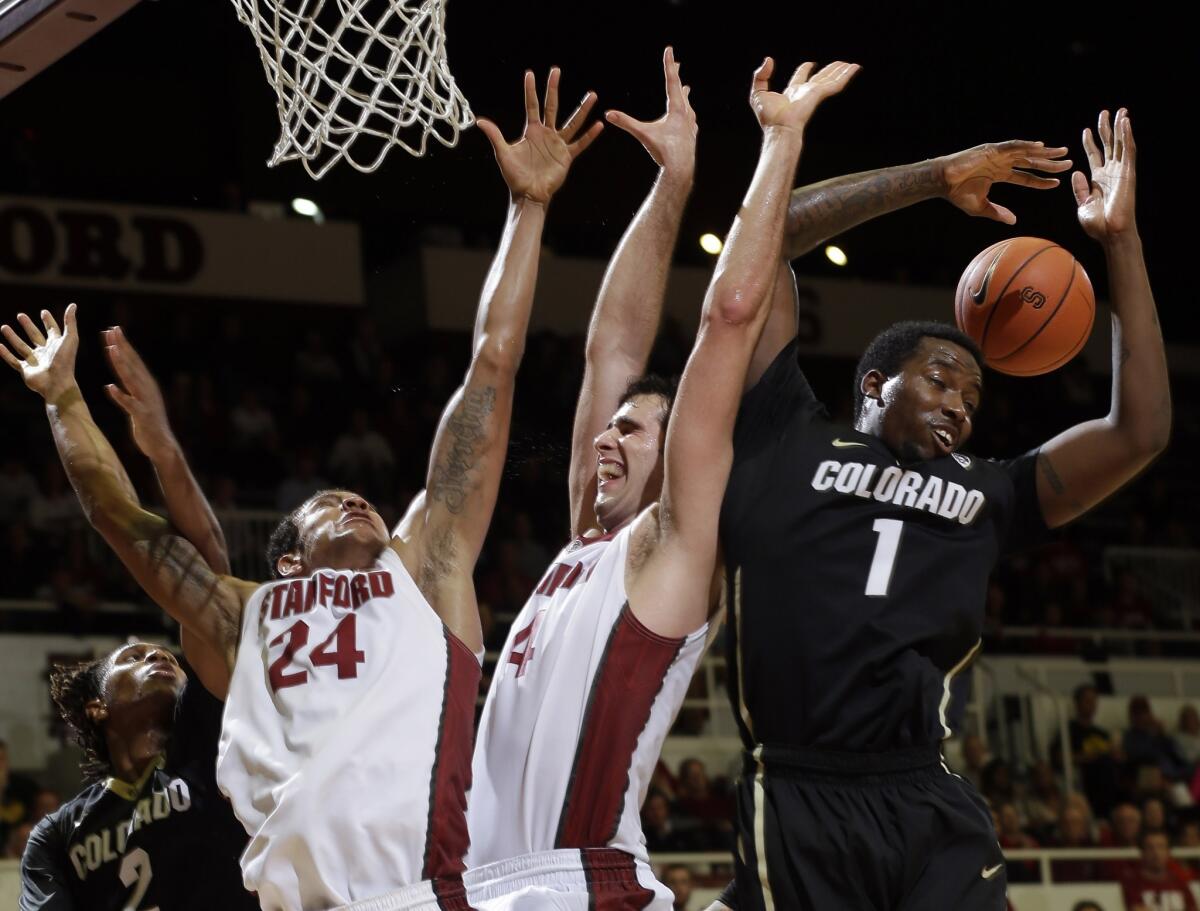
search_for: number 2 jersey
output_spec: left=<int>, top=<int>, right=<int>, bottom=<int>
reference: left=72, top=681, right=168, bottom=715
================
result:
left=216, top=546, right=481, bottom=910
left=467, top=524, right=708, bottom=867
left=719, top=339, right=1046, bottom=753
left=20, top=670, right=255, bottom=911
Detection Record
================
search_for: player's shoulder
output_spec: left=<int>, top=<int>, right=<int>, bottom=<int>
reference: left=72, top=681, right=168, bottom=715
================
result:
left=30, top=781, right=104, bottom=844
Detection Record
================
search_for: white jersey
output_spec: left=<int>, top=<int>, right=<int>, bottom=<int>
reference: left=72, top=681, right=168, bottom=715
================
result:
left=217, top=547, right=480, bottom=911
left=468, top=523, right=708, bottom=868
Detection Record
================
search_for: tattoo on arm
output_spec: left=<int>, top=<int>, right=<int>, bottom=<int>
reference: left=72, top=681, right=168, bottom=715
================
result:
left=786, top=161, right=941, bottom=251
left=1038, top=451, right=1086, bottom=512
left=429, top=386, right=497, bottom=514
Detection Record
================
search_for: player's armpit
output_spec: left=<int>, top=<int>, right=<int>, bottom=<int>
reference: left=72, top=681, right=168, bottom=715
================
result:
left=1035, top=419, right=1165, bottom=528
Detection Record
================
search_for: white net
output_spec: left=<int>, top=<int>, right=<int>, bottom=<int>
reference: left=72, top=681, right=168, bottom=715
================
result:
left=231, top=0, right=473, bottom=179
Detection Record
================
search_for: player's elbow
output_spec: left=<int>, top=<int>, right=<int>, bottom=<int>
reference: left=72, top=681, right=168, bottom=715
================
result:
left=706, top=288, right=765, bottom=329
left=472, top=331, right=525, bottom=377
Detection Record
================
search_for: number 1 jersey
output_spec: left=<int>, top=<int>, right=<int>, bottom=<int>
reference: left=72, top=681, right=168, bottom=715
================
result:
left=719, top=339, right=1046, bottom=753
left=216, top=547, right=481, bottom=910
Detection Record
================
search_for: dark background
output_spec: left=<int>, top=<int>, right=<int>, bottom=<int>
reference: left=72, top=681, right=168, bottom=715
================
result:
left=0, top=1, right=1187, bottom=340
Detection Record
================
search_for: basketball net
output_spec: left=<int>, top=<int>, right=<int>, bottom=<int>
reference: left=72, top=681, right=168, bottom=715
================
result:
left=230, top=0, right=473, bottom=179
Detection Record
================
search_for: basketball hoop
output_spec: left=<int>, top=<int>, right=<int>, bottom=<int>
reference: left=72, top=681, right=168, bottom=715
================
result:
left=230, top=0, right=473, bottom=179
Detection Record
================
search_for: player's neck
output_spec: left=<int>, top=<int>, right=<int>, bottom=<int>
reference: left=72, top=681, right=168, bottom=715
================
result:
left=104, top=701, right=174, bottom=784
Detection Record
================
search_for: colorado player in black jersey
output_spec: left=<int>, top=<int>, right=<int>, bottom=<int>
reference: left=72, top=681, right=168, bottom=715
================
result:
left=20, top=646, right=256, bottom=910
left=18, top=326, right=253, bottom=909
left=715, top=106, right=1168, bottom=909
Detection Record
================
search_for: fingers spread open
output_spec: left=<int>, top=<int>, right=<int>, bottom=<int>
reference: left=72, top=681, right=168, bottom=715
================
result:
left=16, top=313, right=45, bottom=347
left=561, top=92, right=598, bottom=142
left=1, top=323, right=33, bottom=358
left=543, top=66, right=561, bottom=129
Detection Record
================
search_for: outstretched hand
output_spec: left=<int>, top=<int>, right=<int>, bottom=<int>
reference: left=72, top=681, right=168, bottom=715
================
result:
left=1, top=305, right=79, bottom=404
left=102, top=326, right=177, bottom=460
left=1074, top=108, right=1137, bottom=243
left=749, top=58, right=860, bottom=135
left=476, top=67, right=604, bottom=205
left=605, top=46, right=698, bottom=178
left=939, top=140, right=1072, bottom=224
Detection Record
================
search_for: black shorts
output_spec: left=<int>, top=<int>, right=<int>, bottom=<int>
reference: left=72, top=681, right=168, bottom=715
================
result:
left=730, top=745, right=1006, bottom=911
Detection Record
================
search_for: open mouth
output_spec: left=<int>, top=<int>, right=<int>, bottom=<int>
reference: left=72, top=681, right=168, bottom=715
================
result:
left=597, top=460, right=625, bottom=489
left=930, top=426, right=955, bottom=455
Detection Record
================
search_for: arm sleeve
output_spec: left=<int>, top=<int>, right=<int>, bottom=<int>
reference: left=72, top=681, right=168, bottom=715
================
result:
left=734, top=338, right=828, bottom=452
left=997, top=447, right=1050, bottom=555
left=19, top=818, right=74, bottom=911
left=716, top=878, right=739, bottom=910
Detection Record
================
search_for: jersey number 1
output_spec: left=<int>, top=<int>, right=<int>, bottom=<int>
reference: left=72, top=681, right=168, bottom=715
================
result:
left=866, top=519, right=904, bottom=597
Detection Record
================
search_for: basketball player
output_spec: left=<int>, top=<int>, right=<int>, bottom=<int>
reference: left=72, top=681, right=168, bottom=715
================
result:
left=22, top=326, right=254, bottom=910
left=20, top=645, right=256, bottom=910
left=2, top=67, right=602, bottom=910
left=716, top=107, right=1168, bottom=909
left=464, top=56, right=861, bottom=910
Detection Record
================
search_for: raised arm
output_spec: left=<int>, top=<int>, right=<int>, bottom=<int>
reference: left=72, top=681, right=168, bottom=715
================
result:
left=746, top=140, right=1072, bottom=387
left=627, top=59, right=860, bottom=637
left=568, top=47, right=697, bottom=537
left=1, top=307, right=252, bottom=679
left=395, top=69, right=601, bottom=650
left=101, top=325, right=234, bottom=696
left=1035, top=109, right=1170, bottom=528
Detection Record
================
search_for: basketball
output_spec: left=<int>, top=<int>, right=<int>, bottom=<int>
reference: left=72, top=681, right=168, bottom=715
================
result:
left=954, top=237, right=1095, bottom=376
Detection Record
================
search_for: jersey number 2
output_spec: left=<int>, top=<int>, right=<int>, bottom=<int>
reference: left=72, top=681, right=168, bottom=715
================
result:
left=269, top=615, right=367, bottom=691
left=119, top=847, right=158, bottom=911
left=865, top=519, right=904, bottom=597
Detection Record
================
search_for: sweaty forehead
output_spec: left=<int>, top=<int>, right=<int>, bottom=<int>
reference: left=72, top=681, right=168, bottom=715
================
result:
left=917, top=339, right=982, bottom=380
left=614, top=394, right=667, bottom=425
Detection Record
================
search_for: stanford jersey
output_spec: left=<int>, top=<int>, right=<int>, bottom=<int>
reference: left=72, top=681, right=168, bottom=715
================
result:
left=20, top=671, right=254, bottom=911
left=468, top=524, right=707, bottom=868
left=1122, top=867, right=1199, bottom=911
left=720, top=339, right=1046, bottom=752
left=217, top=547, right=480, bottom=910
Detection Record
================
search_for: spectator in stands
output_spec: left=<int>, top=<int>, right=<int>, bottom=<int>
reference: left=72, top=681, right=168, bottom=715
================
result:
left=980, top=757, right=1018, bottom=809
left=1124, top=695, right=1191, bottom=782
left=674, top=758, right=734, bottom=838
left=0, top=521, right=45, bottom=599
left=229, top=387, right=277, bottom=452
left=295, top=328, right=343, bottom=384
left=1064, top=683, right=1124, bottom=817
left=478, top=539, right=537, bottom=619
left=959, top=733, right=991, bottom=791
left=1109, top=570, right=1155, bottom=629
left=1176, top=706, right=1200, bottom=768
left=1051, top=802, right=1103, bottom=883
left=328, top=407, right=396, bottom=500
left=276, top=451, right=329, bottom=513
left=29, top=787, right=60, bottom=824
left=662, top=864, right=694, bottom=911
left=1141, top=795, right=1171, bottom=833
left=1023, top=759, right=1068, bottom=841
left=0, top=738, right=37, bottom=848
left=1180, top=820, right=1200, bottom=877
left=29, top=463, right=82, bottom=539
left=643, top=790, right=696, bottom=852
left=4, top=820, right=33, bottom=859
left=1071, top=903, right=1105, bottom=911
left=1121, top=830, right=1198, bottom=910
left=0, top=454, right=39, bottom=522
left=1099, top=801, right=1142, bottom=880
left=995, top=802, right=1039, bottom=883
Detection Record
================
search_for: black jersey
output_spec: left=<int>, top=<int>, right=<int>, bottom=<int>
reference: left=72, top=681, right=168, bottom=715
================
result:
left=19, top=672, right=255, bottom=911
left=720, top=339, right=1047, bottom=752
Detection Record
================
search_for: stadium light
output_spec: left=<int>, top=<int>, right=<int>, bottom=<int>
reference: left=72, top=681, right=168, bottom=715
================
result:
left=700, top=233, right=723, bottom=255
left=291, top=198, right=324, bottom=222
left=825, top=244, right=848, bottom=267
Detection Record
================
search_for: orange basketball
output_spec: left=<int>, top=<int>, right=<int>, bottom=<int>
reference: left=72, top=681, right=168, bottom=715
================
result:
left=954, top=236, right=1095, bottom=376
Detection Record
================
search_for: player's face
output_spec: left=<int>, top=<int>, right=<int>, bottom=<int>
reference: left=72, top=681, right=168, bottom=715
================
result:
left=868, top=338, right=982, bottom=461
left=592, top=395, right=667, bottom=532
left=103, top=643, right=186, bottom=707
left=293, top=490, right=390, bottom=573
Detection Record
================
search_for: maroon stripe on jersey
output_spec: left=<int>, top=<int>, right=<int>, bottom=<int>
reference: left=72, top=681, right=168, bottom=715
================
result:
left=580, top=847, right=655, bottom=910
left=431, top=875, right=477, bottom=911
left=555, top=605, right=685, bottom=849
left=422, top=629, right=482, bottom=881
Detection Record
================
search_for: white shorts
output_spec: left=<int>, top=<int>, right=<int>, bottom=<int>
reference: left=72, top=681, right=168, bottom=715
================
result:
left=465, top=847, right=673, bottom=910
left=336, top=877, right=472, bottom=911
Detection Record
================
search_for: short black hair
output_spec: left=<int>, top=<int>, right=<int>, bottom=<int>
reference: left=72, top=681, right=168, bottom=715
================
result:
left=1074, top=683, right=1097, bottom=705
left=618, top=374, right=679, bottom=431
left=853, top=321, right=984, bottom=421
left=265, top=489, right=340, bottom=579
left=49, top=656, right=111, bottom=783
